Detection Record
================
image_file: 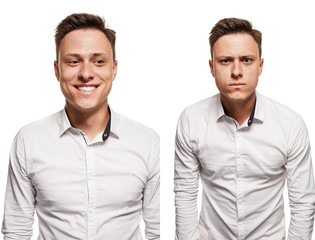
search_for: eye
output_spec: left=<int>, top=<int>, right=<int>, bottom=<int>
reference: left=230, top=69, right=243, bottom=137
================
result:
left=220, top=59, right=230, bottom=64
left=94, top=59, right=105, bottom=66
left=242, top=57, right=252, bottom=63
left=66, top=59, right=80, bottom=66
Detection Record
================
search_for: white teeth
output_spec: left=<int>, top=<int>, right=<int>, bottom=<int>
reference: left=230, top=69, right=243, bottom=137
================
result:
left=78, top=86, right=96, bottom=92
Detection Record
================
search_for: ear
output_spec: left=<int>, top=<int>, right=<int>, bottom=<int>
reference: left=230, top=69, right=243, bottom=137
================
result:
left=209, top=59, right=215, bottom=77
left=112, top=60, right=118, bottom=81
left=259, top=58, right=264, bottom=76
left=54, top=61, right=60, bottom=82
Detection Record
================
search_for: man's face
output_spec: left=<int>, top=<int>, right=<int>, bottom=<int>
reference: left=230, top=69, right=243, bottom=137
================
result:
left=209, top=33, right=263, bottom=104
left=54, top=29, right=117, bottom=113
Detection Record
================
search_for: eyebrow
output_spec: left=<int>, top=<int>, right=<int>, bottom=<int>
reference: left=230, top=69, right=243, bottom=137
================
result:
left=91, top=53, right=109, bottom=57
left=62, top=52, right=110, bottom=59
left=62, top=53, right=81, bottom=59
left=240, top=55, right=256, bottom=58
left=216, top=55, right=256, bottom=59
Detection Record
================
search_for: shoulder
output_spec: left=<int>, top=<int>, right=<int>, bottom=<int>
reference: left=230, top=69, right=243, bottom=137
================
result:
left=10, top=111, right=63, bottom=161
left=183, top=95, right=218, bottom=117
left=177, top=94, right=219, bottom=129
left=17, top=111, right=63, bottom=140
left=259, top=94, right=299, bottom=119
left=259, top=94, right=304, bottom=128
left=112, top=111, right=160, bottom=168
left=113, top=111, right=159, bottom=142
left=258, top=93, right=308, bottom=137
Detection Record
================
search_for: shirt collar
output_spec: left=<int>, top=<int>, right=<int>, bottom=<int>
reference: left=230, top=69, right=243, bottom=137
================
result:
left=58, top=105, right=120, bottom=140
left=102, top=107, right=111, bottom=141
left=254, top=91, right=264, bottom=122
left=59, top=109, right=72, bottom=136
left=215, top=91, right=264, bottom=125
left=215, top=94, right=226, bottom=120
left=109, top=106, right=120, bottom=139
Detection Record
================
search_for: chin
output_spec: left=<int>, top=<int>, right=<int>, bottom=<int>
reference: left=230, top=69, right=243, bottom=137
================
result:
left=225, top=92, right=244, bottom=100
left=67, top=101, right=101, bottom=113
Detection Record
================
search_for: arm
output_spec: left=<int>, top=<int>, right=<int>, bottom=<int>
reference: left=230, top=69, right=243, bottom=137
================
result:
left=143, top=133, right=160, bottom=240
left=174, top=110, right=200, bottom=240
left=286, top=114, right=315, bottom=240
left=1, top=132, right=35, bottom=240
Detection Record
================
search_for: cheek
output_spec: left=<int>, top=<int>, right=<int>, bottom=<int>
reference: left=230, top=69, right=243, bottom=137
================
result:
left=98, top=67, right=114, bottom=78
left=214, top=76, right=227, bottom=93
left=214, top=67, right=229, bottom=84
left=59, top=66, right=78, bottom=82
left=246, top=69, right=260, bottom=84
left=96, top=68, right=116, bottom=85
left=59, top=81, right=72, bottom=99
left=58, top=70, right=76, bottom=96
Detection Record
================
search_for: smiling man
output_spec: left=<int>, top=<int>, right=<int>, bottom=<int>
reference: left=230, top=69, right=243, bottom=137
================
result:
left=2, top=13, right=160, bottom=240
left=174, top=18, right=315, bottom=239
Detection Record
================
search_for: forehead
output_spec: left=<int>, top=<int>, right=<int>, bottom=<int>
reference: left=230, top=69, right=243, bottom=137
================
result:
left=213, top=33, right=259, bottom=57
left=59, top=29, right=112, bottom=56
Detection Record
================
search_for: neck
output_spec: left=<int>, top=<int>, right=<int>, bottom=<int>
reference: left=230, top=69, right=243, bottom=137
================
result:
left=221, top=92, right=256, bottom=126
left=65, top=103, right=109, bottom=141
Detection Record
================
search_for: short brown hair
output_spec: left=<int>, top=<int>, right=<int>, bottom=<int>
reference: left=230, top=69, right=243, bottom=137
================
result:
left=55, top=13, right=116, bottom=62
left=209, top=18, right=262, bottom=59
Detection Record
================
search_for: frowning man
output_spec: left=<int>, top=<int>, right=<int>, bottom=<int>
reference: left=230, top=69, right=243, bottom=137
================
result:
left=174, top=18, right=315, bottom=240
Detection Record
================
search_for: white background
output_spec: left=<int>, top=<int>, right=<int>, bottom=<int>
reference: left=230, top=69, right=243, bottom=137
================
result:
left=0, top=0, right=314, bottom=239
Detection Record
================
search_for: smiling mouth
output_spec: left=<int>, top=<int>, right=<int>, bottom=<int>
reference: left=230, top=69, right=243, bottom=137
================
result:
left=76, top=86, right=97, bottom=92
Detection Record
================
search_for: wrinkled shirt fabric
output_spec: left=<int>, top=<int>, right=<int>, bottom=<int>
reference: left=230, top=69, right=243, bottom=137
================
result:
left=2, top=107, right=160, bottom=240
left=174, top=93, right=315, bottom=240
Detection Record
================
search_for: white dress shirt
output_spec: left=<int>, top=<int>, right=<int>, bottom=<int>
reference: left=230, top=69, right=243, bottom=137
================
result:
left=2, top=107, right=160, bottom=240
left=174, top=92, right=315, bottom=240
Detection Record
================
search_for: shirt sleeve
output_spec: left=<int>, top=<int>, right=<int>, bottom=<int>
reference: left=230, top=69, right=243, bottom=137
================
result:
left=174, top=110, right=200, bottom=240
left=286, top=114, right=315, bottom=240
left=143, top=133, right=160, bottom=240
left=2, top=131, right=36, bottom=240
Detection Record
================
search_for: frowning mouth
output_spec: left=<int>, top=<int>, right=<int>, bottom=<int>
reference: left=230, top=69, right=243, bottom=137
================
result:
left=229, top=83, right=245, bottom=88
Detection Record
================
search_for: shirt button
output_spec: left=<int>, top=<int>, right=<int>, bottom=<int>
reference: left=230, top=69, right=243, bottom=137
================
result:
left=104, top=133, right=108, bottom=138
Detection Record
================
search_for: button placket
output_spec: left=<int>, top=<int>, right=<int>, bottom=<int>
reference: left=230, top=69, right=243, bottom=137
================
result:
left=235, top=129, right=245, bottom=240
left=85, top=144, right=96, bottom=239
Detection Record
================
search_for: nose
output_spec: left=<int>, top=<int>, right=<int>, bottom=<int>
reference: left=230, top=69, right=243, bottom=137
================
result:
left=231, top=61, right=243, bottom=80
left=78, top=62, right=95, bottom=82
